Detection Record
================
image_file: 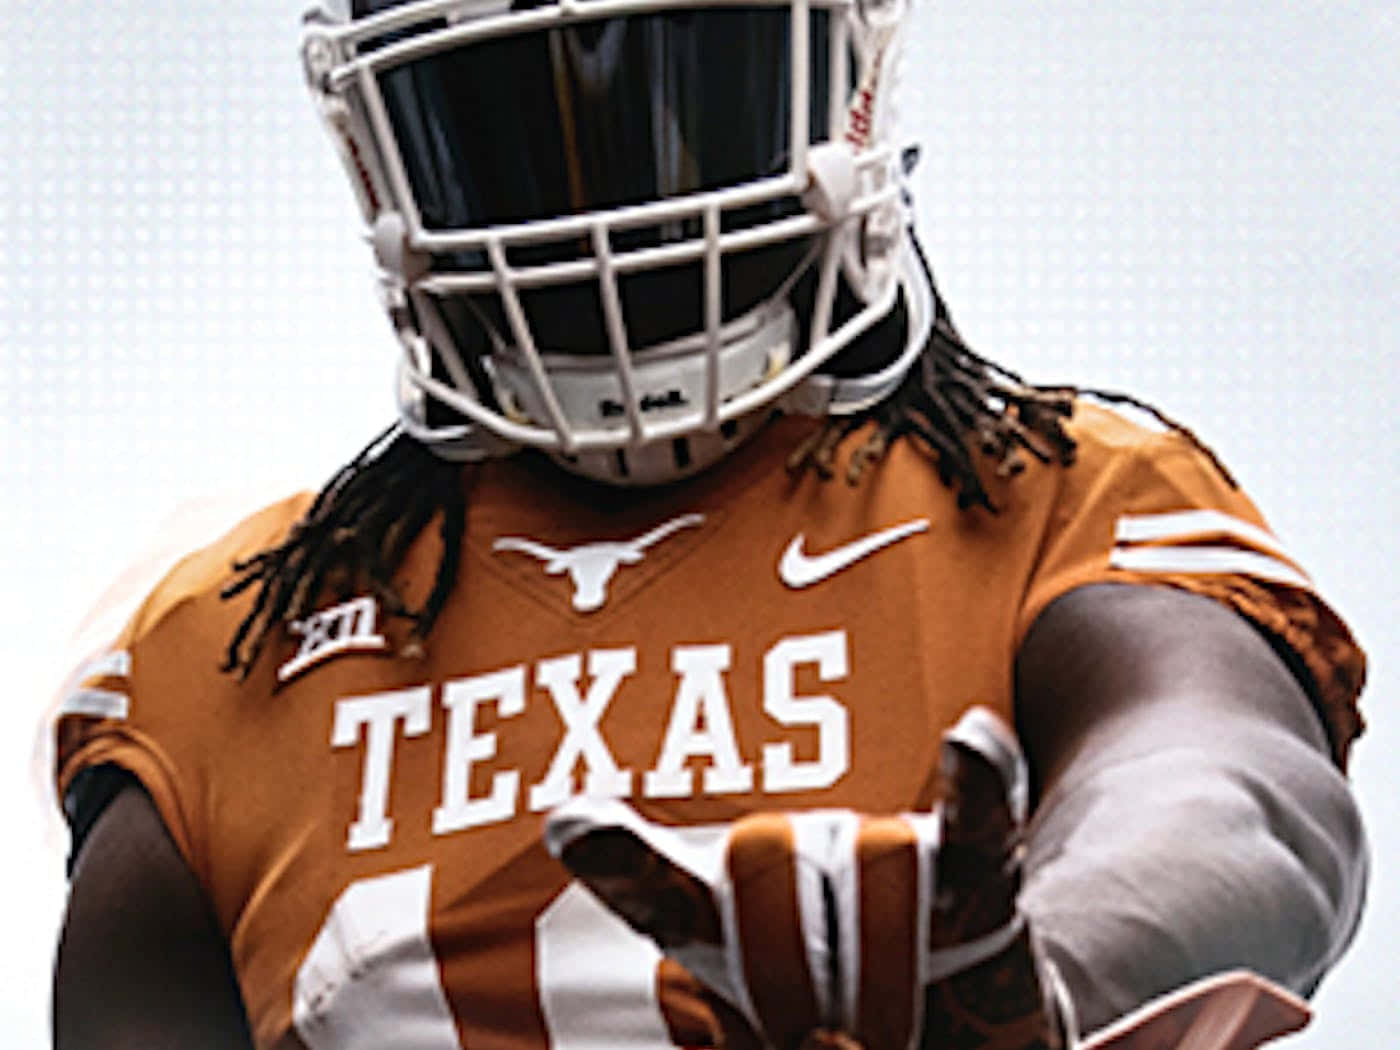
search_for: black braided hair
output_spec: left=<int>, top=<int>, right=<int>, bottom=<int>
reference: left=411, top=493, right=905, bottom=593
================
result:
left=786, top=239, right=1236, bottom=504
left=221, top=423, right=465, bottom=679
left=222, top=247, right=1230, bottom=676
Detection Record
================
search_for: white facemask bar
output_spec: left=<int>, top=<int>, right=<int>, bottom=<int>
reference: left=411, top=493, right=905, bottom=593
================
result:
left=304, top=0, right=919, bottom=460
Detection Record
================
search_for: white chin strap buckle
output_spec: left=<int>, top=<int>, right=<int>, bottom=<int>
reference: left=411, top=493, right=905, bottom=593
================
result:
left=803, top=142, right=859, bottom=223
left=372, top=211, right=428, bottom=285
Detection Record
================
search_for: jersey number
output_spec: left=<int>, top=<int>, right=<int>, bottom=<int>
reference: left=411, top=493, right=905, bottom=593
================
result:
left=293, top=856, right=712, bottom=1049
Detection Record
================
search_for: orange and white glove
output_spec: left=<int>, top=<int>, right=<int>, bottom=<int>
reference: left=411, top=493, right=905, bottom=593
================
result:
left=921, top=709, right=1075, bottom=1050
left=544, top=707, right=1074, bottom=1050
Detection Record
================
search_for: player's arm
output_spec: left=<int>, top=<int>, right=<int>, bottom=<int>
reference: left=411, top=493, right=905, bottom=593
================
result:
left=53, top=778, right=254, bottom=1050
left=1013, top=582, right=1367, bottom=1035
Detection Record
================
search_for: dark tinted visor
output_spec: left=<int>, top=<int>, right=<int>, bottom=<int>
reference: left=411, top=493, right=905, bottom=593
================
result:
left=375, top=7, right=833, bottom=230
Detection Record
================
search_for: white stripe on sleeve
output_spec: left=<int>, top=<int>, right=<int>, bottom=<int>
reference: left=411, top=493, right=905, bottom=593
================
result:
left=1114, top=510, right=1294, bottom=562
left=1108, top=546, right=1311, bottom=589
left=58, top=687, right=131, bottom=720
left=74, top=649, right=132, bottom=683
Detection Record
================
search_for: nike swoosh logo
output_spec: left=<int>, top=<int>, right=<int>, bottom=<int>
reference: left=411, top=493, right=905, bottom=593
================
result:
left=779, top=518, right=930, bottom=589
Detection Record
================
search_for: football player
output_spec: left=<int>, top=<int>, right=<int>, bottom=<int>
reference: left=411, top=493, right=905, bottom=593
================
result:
left=52, top=0, right=1366, bottom=1048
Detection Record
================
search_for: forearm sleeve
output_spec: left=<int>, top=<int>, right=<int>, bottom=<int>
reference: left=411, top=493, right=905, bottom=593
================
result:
left=1019, top=715, right=1367, bottom=1035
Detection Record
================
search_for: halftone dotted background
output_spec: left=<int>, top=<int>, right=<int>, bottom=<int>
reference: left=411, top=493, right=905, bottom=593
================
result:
left=2, top=2, right=1396, bottom=1045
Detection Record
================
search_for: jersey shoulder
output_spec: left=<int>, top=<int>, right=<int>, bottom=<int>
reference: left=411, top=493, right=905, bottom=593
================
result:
left=1061, top=399, right=1220, bottom=467
left=1047, top=398, right=1248, bottom=519
left=51, top=490, right=314, bottom=859
left=54, top=489, right=313, bottom=719
left=111, top=491, right=314, bottom=651
left=1029, top=400, right=1366, bottom=768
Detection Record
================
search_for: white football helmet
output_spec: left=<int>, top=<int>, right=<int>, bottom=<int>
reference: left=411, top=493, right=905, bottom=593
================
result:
left=302, top=0, right=932, bottom=483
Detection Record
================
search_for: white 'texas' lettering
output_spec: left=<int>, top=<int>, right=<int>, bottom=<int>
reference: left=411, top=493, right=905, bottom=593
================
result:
left=528, top=649, right=637, bottom=811
left=334, top=631, right=853, bottom=850
left=643, top=645, right=754, bottom=798
left=433, top=667, right=526, bottom=836
left=332, top=687, right=432, bottom=851
left=762, top=631, right=851, bottom=792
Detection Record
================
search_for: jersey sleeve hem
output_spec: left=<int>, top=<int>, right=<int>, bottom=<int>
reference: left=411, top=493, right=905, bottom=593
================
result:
left=1015, top=412, right=1365, bottom=770
left=1019, top=568, right=1366, bottom=771
left=56, top=725, right=202, bottom=877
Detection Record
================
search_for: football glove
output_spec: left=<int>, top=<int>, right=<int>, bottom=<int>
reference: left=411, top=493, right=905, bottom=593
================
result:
left=544, top=707, right=1074, bottom=1050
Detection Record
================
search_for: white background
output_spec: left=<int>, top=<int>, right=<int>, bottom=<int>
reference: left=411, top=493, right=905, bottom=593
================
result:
left=2, top=0, right=1396, bottom=1045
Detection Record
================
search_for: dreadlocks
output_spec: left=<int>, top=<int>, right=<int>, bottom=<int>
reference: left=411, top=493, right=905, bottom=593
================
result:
left=786, top=307, right=1078, bottom=507
left=787, top=267, right=1235, bottom=505
left=222, top=252, right=1231, bottom=678
left=221, top=423, right=465, bottom=679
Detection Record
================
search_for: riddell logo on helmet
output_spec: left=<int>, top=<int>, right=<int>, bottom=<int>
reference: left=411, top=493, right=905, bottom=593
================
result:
left=339, top=129, right=381, bottom=213
left=844, top=49, right=885, bottom=151
left=599, top=390, right=689, bottom=418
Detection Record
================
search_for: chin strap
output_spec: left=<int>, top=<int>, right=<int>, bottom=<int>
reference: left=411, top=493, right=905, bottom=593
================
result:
left=781, top=226, right=936, bottom=419
left=396, top=207, right=934, bottom=480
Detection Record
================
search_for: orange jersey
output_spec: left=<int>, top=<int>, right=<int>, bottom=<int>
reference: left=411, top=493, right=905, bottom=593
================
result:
left=54, top=405, right=1364, bottom=1050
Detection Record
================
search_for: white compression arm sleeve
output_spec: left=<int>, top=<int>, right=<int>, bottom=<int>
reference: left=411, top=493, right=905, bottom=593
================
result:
left=1019, top=713, right=1367, bottom=1035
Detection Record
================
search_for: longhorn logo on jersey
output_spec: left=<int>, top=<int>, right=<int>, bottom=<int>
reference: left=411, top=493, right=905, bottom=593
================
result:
left=493, top=513, right=705, bottom=612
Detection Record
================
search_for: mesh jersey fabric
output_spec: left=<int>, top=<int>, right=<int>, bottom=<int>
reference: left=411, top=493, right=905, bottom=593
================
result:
left=53, top=403, right=1364, bottom=1049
